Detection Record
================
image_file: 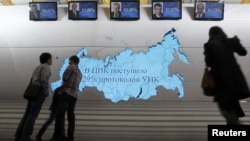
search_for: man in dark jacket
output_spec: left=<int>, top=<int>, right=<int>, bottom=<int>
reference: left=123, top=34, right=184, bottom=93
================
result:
left=69, top=3, right=79, bottom=19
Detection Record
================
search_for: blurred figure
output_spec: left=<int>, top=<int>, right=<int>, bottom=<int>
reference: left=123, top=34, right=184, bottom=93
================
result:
left=111, top=2, right=121, bottom=18
left=153, top=2, right=163, bottom=18
left=50, top=55, right=82, bottom=141
left=203, top=26, right=250, bottom=125
left=36, top=87, right=62, bottom=141
left=30, top=4, right=40, bottom=19
left=195, top=2, right=205, bottom=18
left=69, top=3, right=79, bottom=19
left=15, top=52, right=52, bottom=141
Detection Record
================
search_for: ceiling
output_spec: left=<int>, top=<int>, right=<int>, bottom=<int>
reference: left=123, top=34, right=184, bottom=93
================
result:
left=0, top=0, right=249, bottom=6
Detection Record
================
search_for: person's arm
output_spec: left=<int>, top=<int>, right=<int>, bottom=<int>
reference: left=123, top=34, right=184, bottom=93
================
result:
left=232, top=36, right=247, bottom=56
left=70, top=70, right=79, bottom=89
left=40, top=64, right=51, bottom=96
left=204, top=43, right=212, bottom=67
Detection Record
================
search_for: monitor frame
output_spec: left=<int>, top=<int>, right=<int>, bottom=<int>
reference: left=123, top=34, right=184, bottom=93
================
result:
left=110, top=0, right=140, bottom=21
left=68, top=1, right=98, bottom=20
left=29, top=2, right=58, bottom=21
left=194, top=0, right=224, bottom=21
left=151, top=0, right=182, bottom=20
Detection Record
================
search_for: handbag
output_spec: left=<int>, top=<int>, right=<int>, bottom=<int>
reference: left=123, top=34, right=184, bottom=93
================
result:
left=201, top=67, right=215, bottom=96
left=23, top=77, right=43, bottom=101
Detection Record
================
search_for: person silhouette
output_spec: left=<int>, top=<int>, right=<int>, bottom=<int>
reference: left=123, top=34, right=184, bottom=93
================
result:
left=195, top=2, right=206, bottom=18
left=152, top=3, right=163, bottom=19
left=30, top=4, right=40, bottom=19
left=111, top=2, right=121, bottom=18
left=36, top=86, right=62, bottom=141
left=69, top=3, right=79, bottom=19
left=15, top=52, right=52, bottom=141
left=203, top=26, right=250, bottom=125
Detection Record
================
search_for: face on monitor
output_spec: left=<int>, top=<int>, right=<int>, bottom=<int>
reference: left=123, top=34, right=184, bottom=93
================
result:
left=110, top=0, right=140, bottom=20
left=194, top=0, right=224, bottom=21
left=68, top=1, right=98, bottom=20
left=152, top=0, right=182, bottom=20
left=29, top=2, right=58, bottom=21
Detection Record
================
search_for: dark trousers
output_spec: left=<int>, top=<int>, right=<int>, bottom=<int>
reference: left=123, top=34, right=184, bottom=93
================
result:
left=36, top=110, right=56, bottom=138
left=53, top=93, right=76, bottom=141
left=15, top=93, right=46, bottom=141
left=218, top=100, right=245, bottom=125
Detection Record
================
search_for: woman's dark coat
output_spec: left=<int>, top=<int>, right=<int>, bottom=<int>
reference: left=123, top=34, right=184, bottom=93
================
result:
left=204, top=35, right=250, bottom=102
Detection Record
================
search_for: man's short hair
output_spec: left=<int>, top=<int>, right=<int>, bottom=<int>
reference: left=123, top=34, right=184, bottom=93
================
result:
left=154, top=3, right=162, bottom=8
left=69, top=55, right=80, bottom=65
left=40, top=52, right=52, bottom=64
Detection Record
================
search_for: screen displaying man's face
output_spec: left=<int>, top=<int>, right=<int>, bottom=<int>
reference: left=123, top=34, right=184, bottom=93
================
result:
left=31, top=5, right=38, bottom=11
left=154, top=5, right=162, bottom=15
left=72, top=3, right=78, bottom=10
left=196, top=3, right=204, bottom=14
left=113, top=3, right=120, bottom=13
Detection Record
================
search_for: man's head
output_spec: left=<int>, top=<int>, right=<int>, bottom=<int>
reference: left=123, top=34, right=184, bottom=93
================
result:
left=196, top=2, right=205, bottom=14
left=154, top=3, right=162, bottom=15
left=113, top=3, right=120, bottom=13
left=72, top=3, right=78, bottom=11
left=40, top=52, right=52, bottom=65
left=69, top=55, right=80, bottom=65
left=31, top=4, right=38, bottom=12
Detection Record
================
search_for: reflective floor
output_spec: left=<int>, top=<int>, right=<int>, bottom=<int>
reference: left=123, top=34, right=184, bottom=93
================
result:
left=0, top=100, right=249, bottom=141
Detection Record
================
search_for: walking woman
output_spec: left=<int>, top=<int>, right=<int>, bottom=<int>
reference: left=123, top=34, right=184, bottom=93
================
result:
left=203, top=26, right=250, bottom=125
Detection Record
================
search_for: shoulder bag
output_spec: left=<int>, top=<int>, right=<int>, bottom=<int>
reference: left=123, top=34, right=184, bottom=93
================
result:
left=201, top=67, right=215, bottom=96
left=23, top=77, right=43, bottom=101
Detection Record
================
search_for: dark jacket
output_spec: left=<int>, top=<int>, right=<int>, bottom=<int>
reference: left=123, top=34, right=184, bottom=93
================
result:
left=195, top=12, right=205, bottom=18
left=110, top=11, right=121, bottom=18
left=69, top=10, right=79, bottom=19
left=204, top=35, right=250, bottom=102
left=152, top=13, right=163, bottom=19
left=30, top=11, right=40, bottom=19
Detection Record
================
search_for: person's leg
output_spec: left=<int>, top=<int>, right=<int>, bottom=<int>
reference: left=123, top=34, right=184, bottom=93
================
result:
left=36, top=111, right=56, bottom=140
left=15, top=101, right=32, bottom=141
left=234, top=100, right=245, bottom=118
left=67, top=96, right=76, bottom=141
left=218, top=100, right=239, bottom=125
left=21, top=94, right=46, bottom=141
left=53, top=93, right=68, bottom=140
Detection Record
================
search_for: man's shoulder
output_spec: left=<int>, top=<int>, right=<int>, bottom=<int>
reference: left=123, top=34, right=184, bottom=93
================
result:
left=40, top=64, right=51, bottom=72
left=76, top=68, right=82, bottom=75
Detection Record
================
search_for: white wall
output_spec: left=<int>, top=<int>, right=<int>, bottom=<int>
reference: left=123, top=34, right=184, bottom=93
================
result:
left=0, top=4, right=250, bottom=102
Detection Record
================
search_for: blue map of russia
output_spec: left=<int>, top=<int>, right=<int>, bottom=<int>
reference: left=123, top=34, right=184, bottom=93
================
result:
left=51, top=28, right=190, bottom=103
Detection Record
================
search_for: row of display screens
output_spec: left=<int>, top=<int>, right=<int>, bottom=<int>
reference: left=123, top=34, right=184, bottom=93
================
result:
left=29, top=0, right=224, bottom=21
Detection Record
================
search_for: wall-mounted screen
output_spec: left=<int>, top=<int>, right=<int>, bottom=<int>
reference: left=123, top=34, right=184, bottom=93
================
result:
left=194, top=0, right=224, bottom=21
left=110, top=0, right=140, bottom=20
left=68, top=1, right=98, bottom=20
left=29, top=2, right=57, bottom=21
left=152, top=0, right=182, bottom=20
